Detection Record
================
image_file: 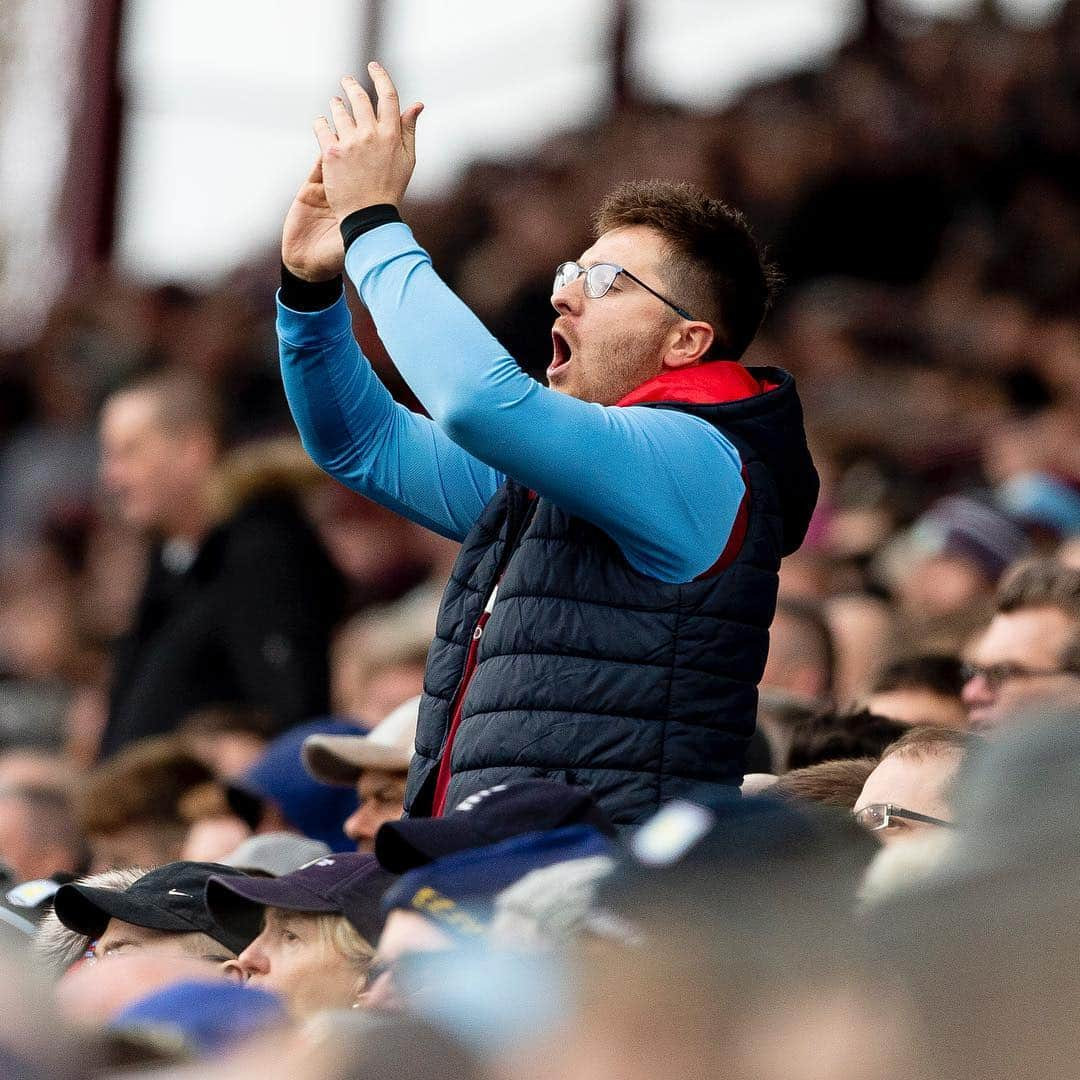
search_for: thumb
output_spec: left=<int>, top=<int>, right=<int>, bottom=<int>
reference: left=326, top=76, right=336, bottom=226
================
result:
left=304, top=156, right=323, bottom=185
left=401, top=101, right=424, bottom=159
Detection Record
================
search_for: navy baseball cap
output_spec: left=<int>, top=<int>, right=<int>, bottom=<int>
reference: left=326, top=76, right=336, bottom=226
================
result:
left=381, top=824, right=615, bottom=938
left=53, top=862, right=255, bottom=956
left=375, top=780, right=615, bottom=873
left=206, top=852, right=396, bottom=948
left=227, top=718, right=364, bottom=852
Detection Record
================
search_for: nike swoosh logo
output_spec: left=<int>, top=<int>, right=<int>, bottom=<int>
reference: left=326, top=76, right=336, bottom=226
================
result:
left=167, top=889, right=191, bottom=897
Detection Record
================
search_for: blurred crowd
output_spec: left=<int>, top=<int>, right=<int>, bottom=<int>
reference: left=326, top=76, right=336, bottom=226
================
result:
left=0, top=1, right=1079, bottom=1076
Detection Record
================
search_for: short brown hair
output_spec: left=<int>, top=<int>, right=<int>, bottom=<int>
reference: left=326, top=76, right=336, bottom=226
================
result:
left=880, top=725, right=973, bottom=763
left=773, top=757, right=878, bottom=811
left=76, top=735, right=214, bottom=836
left=995, top=559, right=1080, bottom=672
left=592, top=180, right=779, bottom=359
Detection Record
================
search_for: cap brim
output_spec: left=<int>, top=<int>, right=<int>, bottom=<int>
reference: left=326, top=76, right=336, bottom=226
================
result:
left=53, top=884, right=199, bottom=940
left=302, top=736, right=411, bottom=786
left=204, top=874, right=342, bottom=945
left=374, top=814, right=485, bottom=873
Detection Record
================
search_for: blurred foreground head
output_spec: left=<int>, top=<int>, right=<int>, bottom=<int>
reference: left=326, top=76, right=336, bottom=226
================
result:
left=527, top=797, right=913, bottom=1080
left=868, top=708, right=1080, bottom=1080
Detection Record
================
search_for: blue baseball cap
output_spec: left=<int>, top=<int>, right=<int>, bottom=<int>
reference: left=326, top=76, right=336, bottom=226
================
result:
left=111, top=980, right=285, bottom=1056
left=228, top=718, right=363, bottom=851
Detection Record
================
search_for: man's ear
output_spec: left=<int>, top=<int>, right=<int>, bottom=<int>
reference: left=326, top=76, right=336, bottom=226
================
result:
left=661, top=321, right=715, bottom=369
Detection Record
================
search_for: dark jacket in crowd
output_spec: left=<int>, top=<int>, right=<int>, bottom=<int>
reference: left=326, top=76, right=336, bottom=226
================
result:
left=102, top=491, right=343, bottom=758
left=407, top=365, right=819, bottom=828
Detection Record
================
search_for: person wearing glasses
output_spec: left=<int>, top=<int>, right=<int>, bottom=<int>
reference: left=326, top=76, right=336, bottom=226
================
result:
left=961, top=558, right=1080, bottom=732
left=853, top=727, right=973, bottom=845
left=276, top=65, right=818, bottom=827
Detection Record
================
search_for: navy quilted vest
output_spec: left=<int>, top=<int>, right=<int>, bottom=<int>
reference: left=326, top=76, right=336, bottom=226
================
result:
left=405, top=366, right=818, bottom=827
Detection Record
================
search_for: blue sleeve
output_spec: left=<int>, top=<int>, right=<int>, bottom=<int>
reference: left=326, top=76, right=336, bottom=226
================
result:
left=277, top=293, right=503, bottom=541
left=345, top=223, right=745, bottom=583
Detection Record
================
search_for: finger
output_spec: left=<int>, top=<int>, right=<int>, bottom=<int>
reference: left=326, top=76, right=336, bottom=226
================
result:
left=313, top=116, right=337, bottom=154
left=341, top=74, right=376, bottom=129
left=305, top=156, right=323, bottom=184
left=401, top=101, right=424, bottom=159
left=329, top=95, right=355, bottom=135
left=367, top=61, right=400, bottom=128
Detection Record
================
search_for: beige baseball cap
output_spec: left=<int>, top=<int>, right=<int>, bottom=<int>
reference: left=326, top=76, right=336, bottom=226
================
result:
left=302, top=696, right=419, bottom=786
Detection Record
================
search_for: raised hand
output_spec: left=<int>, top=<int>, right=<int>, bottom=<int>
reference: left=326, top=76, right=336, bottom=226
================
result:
left=281, top=157, right=345, bottom=283
left=315, top=63, right=424, bottom=223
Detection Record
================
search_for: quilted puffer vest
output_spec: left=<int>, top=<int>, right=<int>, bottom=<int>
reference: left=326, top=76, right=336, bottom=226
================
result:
left=405, top=365, right=819, bottom=828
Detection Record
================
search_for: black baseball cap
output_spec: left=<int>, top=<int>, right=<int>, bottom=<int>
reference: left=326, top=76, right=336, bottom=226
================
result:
left=206, top=852, right=396, bottom=948
left=374, top=779, right=616, bottom=873
left=53, top=862, right=255, bottom=956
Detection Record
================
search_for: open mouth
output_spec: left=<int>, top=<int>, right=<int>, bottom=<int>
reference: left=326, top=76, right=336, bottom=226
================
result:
left=547, top=329, right=572, bottom=380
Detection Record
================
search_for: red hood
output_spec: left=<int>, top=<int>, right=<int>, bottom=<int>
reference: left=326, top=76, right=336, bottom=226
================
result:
left=615, top=362, right=775, bottom=407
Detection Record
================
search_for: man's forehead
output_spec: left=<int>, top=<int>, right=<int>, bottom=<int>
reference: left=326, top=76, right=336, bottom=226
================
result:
left=98, top=918, right=171, bottom=943
left=974, top=607, right=1074, bottom=664
left=578, top=224, right=668, bottom=270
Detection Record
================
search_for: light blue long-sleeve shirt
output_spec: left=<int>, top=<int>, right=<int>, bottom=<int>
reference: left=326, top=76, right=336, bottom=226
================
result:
left=277, top=221, right=745, bottom=583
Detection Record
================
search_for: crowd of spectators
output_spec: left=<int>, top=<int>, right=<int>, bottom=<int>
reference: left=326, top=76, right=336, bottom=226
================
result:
left=0, top=2, right=1079, bottom=1075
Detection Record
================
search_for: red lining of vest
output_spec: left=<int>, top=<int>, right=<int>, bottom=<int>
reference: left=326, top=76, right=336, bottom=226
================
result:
left=617, top=363, right=768, bottom=577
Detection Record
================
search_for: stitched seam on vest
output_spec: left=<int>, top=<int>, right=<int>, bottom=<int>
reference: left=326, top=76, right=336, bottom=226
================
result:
left=450, top=762, right=742, bottom=780
left=469, top=648, right=760, bottom=682
left=452, top=706, right=750, bottom=729
left=481, top=592, right=770, bottom=624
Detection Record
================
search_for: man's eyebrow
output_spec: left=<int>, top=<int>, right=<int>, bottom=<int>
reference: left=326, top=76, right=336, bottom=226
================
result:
left=99, top=937, right=138, bottom=953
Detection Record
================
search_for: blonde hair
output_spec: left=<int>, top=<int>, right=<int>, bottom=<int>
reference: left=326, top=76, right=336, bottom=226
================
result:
left=314, top=913, right=376, bottom=999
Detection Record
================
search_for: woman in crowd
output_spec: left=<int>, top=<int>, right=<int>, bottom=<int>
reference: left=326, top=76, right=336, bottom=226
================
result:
left=205, top=853, right=394, bottom=1017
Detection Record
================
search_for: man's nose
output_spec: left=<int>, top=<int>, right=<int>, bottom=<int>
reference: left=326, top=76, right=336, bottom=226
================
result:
left=550, top=276, right=583, bottom=316
left=961, top=671, right=992, bottom=708
left=344, top=805, right=373, bottom=845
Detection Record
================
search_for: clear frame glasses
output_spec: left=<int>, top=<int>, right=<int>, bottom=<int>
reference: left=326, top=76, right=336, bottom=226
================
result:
left=853, top=803, right=954, bottom=833
left=553, top=261, right=697, bottom=322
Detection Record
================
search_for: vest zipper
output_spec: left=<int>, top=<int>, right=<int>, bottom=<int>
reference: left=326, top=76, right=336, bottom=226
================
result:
left=430, top=581, right=499, bottom=816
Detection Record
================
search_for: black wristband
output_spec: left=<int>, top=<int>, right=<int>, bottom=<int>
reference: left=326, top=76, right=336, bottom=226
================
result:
left=279, top=263, right=343, bottom=312
left=341, top=204, right=403, bottom=252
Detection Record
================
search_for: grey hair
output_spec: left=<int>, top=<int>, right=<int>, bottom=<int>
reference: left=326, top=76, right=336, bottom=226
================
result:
left=33, top=866, right=148, bottom=977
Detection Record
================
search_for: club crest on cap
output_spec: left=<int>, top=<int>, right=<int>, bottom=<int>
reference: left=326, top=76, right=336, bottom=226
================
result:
left=299, top=856, right=337, bottom=870
left=454, top=784, right=508, bottom=812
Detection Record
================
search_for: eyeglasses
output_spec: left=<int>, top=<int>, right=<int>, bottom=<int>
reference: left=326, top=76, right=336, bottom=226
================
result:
left=960, top=662, right=1077, bottom=693
left=553, top=261, right=697, bottom=322
left=853, top=803, right=954, bottom=833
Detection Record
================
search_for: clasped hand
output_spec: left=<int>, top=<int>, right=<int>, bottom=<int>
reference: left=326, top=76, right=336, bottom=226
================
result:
left=281, top=63, right=422, bottom=283
left=317, top=63, right=424, bottom=219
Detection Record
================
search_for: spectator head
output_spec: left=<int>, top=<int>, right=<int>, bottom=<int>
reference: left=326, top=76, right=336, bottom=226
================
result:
left=962, top=559, right=1080, bottom=731
left=867, top=654, right=968, bottom=729
left=0, top=785, right=86, bottom=882
left=221, top=833, right=331, bottom=878
left=591, top=180, right=778, bottom=360
left=206, top=853, right=394, bottom=1017
left=33, top=867, right=146, bottom=976
left=303, top=697, right=418, bottom=853
left=853, top=727, right=972, bottom=846
left=761, top=598, right=835, bottom=706
left=227, top=719, right=363, bottom=852
left=178, top=705, right=278, bottom=781
left=548, top=181, right=775, bottom=405
left=98, top=370, right=223, bottom=536
left=53, top=861, right=255, bottom=967
left=785, top=708, right=907, bottom=772
left=772, top=757, right=878, bottom=811
left=76, top=736, right=214, bottom=872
